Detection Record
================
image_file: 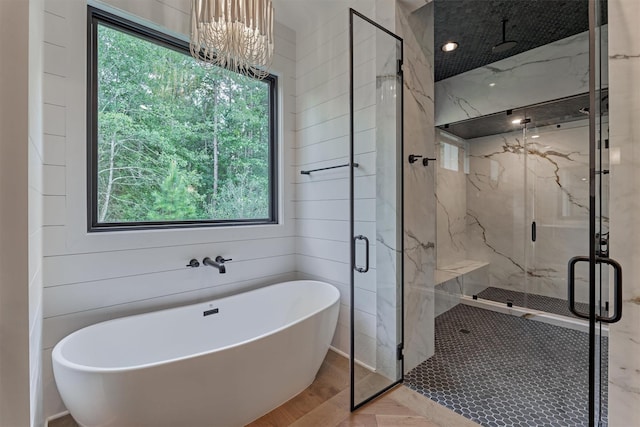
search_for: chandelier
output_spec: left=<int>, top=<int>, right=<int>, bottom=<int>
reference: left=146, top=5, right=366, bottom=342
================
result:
left=190, top=0, right=274, bottom=79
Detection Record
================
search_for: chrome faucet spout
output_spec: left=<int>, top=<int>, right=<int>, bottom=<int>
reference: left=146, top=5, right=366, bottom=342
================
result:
left=203, top=256, right=230, bottom=274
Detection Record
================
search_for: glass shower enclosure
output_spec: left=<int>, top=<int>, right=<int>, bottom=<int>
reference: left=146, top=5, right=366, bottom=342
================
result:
left=432, top=1, right=618, bottom=425
left=349, top=9, right=404, bottom=411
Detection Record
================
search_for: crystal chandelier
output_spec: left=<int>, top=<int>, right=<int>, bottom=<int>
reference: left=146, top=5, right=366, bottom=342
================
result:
left=190, top=0, right=274, bottom=79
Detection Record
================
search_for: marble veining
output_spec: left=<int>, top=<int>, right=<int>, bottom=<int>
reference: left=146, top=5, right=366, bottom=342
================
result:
left=436, top=194, right=462, bottom=252
left=436, top=28, right=608, bottom=126
left=434, top=121, right=593, bottom=306
left=466, top=210, right=525, bottom=274
left=609, top=53, right=640, bottom=60
left=471, top=139, right=587, bottom=213
left=435, top=130, right=469, bottom=278
left=397, top=1, right=437, bottom=373
left=608, top=0, right=640, bottom=424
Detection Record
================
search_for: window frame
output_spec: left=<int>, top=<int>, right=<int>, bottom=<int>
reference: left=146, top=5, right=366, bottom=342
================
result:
left=87, top=7, right=279, bottom=232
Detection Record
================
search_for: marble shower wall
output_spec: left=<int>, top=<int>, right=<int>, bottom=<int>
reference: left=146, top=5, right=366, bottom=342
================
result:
left=435, top=129, right=468, bottom=268
left=466, top=120, right=592, bottom=303
left=608, top=0, right=640, bottom=423
left=373, top=32, right=403, bottom=379
left=433, top=12, right=607, bottom=310
left=396, top=2, right=437, bottom=373
left=436, top=27, right=608, bottom=126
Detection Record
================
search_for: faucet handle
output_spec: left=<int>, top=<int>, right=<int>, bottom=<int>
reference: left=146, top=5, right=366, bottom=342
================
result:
left=215, top=256, right=232, bottom=263
left=186, top=258, right=200, bottom=268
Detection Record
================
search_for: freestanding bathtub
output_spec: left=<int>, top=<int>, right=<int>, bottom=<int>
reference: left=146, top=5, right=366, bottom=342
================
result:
left=52, top=280, right=340, bottom=427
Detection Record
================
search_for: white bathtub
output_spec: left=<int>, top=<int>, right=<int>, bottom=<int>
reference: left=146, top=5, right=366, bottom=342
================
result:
left=52, top=280, right=340, bottom=427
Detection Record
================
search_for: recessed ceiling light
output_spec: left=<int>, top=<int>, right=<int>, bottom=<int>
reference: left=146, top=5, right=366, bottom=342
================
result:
left=512, top=119, right=522, bottom=124
left=442, top=42, right=459, bottom=52
left=489, top=83, right=496, bottom=87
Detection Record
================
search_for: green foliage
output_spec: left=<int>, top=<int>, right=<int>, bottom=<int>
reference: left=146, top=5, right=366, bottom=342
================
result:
left=95, top=24, right=272, bottom=224
left=148, top=160, right=201, bottom=220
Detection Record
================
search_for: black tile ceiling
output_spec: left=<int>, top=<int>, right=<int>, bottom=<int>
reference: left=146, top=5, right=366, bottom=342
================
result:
left=434, top=0, right=607, bottom=82
left=438, top=89, right=608, bottom=139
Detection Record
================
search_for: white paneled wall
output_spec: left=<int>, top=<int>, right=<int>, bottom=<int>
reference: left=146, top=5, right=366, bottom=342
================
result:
left=37, top=0, right=435, bottom=419
left=41, top=0, right=297, bottom=418
left=294, top=3, right=354, bottom=357
left=293, top=0, right=435, bottom=375
left=294, top=1, right=391, bottom=368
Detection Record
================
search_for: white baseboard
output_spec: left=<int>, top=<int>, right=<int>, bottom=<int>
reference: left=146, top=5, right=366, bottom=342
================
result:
left=45, top=411, right=70, bottom=427
left=329, top=345, right=376, bottom=372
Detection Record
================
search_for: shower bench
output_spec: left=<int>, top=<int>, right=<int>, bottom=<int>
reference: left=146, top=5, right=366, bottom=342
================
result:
left=435, top=260, right=489, bottom=316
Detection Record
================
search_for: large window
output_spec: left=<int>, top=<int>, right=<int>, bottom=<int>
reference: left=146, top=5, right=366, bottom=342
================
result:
left=87, top=8, right=277, bottom=231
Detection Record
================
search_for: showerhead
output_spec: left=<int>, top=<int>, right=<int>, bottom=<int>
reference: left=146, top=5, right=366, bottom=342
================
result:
left=492, top=19, right=517, bottom=53
left=492, top=40, right=518, bottom=53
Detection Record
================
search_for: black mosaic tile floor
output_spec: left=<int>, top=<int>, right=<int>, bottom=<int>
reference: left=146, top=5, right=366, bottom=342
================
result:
left=476, top=286, right=599, bottom=320
left=406, top=305, right=609, bottom=427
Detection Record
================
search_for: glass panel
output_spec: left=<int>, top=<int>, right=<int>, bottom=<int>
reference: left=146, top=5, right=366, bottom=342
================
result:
left=428, top=1, right=612, bottom=426
left=523, top=110, right=591, bottom=317
left=350, top=10, right=403, bottom=410
left=593, top=0, right=609, bottom=424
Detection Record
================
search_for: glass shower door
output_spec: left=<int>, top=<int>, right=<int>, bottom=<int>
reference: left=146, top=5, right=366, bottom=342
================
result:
left=522, top=111, right=592, bottom=318
left=349, top=9, right=404, bottom=411
left=590, top=1, right=615, bottom=424
left=522, top=4, right=616, bottom=425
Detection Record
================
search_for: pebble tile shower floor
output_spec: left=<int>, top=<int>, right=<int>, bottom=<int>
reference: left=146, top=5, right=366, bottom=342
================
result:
left=406, top=304, right=608, bottom=427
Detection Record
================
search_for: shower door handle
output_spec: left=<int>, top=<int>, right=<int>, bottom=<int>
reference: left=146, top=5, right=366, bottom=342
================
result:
left=568, top=256, right=623, bottom=323
left=598, top=257, right=623, bottom=323
left=353, top=235, right=370, bottom=273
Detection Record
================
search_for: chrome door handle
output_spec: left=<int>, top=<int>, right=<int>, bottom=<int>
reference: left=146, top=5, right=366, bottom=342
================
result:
left=568, top=256, right=622, bottom=323
left=354, top=235, right=370, bottom=273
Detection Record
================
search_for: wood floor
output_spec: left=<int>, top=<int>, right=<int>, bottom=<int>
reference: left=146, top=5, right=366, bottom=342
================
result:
left=49, top=350, right=478, bottom=427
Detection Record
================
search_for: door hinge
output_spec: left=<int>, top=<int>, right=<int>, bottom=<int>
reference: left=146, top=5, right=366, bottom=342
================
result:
left=531, top=221, right=537, bottom=242
left=397, top=59, right=403, bottom=76
left=397, top=343, right=404, bottom=361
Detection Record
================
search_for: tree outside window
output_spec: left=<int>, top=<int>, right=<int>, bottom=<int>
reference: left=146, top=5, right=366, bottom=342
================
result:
left=89, top=11, right=277, bottom=230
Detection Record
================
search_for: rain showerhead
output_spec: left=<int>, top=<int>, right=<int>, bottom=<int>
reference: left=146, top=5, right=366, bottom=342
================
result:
left=493, top=40, right=517, bottom=53
left=492, top=19, right=517, bottom=53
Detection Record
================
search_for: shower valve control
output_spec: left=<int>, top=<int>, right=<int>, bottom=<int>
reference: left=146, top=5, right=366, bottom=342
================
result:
left=408, top=154, right=423, bottom=164
left=408, top=154, right=437, bottom=167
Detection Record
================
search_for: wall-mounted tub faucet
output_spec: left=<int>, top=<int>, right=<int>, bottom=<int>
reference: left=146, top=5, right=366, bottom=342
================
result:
left=203, top=256, right=232, bottom=274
